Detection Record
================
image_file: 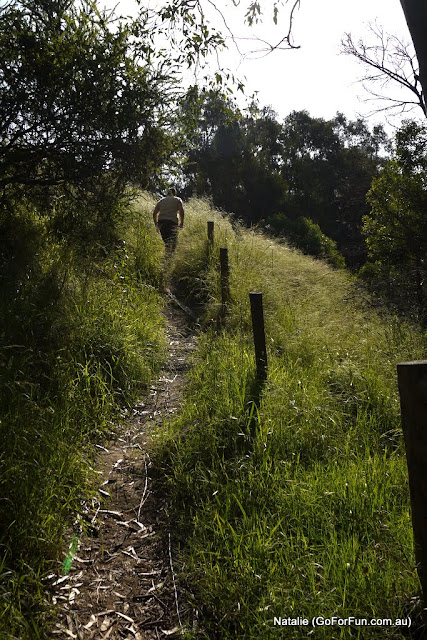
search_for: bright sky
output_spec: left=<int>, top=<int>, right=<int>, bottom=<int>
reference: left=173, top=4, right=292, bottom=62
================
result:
left=211, top=0, right=418, bottom=131
left=115, top=0, right=419, bottom=132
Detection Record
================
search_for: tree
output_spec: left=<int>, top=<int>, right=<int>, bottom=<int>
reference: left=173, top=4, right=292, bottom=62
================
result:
left=0, top=0, right=176, bottom=193
left=279, top=111, right=387, bottom=266
left=181, top=94, right=386, bottom=267
left=182, top=0, right=427, bottom=122
left=363, top=120, right=427, bottom=317
left=341, top=24, right=426, bottom=117
left=399, top=0, right=427, bottom=118
left=0, top=0, right=229, bottom=256
left=181, top=90, right=288, bottom=220
left=159, top=0, right=301, bottom=57
left=245, top=0, right=427, bottom=111
left=246, top=0, right=427, bottom=111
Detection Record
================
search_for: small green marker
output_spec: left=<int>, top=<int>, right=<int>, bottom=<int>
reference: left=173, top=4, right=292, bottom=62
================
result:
left=62, top=533, right=80, bottom=575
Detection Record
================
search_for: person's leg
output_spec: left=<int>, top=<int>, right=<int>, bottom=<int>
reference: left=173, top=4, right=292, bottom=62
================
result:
left=158, top=221, right=178, bottom=255
left=157, top=221, right=178, bottom=291
left=167, top=223, right=178, bottom=254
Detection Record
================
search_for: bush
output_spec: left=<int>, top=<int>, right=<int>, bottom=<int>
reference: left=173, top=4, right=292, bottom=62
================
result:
left=266, top=213, right=345, bottom=268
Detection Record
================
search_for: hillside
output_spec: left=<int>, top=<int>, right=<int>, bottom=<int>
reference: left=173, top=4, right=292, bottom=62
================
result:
left=150, top=196, right=427, bottom=638
left=1, top=192, right=426, bottom=639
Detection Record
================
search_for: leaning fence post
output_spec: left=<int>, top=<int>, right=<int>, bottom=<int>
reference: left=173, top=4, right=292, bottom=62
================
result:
left=207, top=221, right=214, bottom=248
left=397, top=360, right=427, bottom=613
left=220, top=247, right=230, bottom=313
left=249, top=292, right=267, bottom=383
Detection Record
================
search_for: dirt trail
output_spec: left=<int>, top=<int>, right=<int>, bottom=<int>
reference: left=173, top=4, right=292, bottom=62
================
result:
left=50, top=300, right=196, bottom=640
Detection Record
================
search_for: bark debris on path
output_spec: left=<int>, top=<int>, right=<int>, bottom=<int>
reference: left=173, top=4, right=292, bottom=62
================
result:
left=50, top=301, right=196, bottom=640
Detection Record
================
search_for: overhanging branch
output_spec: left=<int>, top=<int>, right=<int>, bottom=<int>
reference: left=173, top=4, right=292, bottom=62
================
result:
left=341, top=23, right=426, bottom=117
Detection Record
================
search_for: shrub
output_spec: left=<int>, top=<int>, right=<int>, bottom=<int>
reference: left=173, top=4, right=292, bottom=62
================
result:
left=266, top=213, right=345, bottom=268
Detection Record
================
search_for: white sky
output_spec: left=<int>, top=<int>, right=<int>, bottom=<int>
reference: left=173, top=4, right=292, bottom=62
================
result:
left=114, top=0, right=420, bottom=132
left=222, top=0, right=415, bottom=129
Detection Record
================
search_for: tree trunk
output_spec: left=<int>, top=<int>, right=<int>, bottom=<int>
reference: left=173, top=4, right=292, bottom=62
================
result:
left=400, top=0, right=427, bottom=116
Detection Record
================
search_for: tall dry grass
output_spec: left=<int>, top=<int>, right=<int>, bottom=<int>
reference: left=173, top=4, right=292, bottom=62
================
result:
left=154, top=197, right=426, bottom=639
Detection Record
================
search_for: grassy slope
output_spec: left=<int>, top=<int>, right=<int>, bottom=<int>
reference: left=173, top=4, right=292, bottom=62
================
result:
left=155, top=198, right=427, bottom=639
left=0, top=194, right=166, bottom=638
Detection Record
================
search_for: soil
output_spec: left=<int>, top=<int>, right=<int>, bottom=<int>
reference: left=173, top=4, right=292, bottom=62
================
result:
left=48, top=298, right=197, bottom=640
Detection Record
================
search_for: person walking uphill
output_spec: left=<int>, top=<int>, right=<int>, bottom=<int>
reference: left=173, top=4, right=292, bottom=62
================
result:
left=153, top=188, right=184, bottom=255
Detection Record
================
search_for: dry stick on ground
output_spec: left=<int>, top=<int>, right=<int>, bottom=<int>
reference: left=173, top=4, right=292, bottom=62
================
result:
left=168, top=532, right=183, bottom=634
left=137, top=453, right=150, bottom=522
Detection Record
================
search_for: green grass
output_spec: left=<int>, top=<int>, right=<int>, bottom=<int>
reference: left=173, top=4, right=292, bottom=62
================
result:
left=0, top=194, right=166, bottom=638
left=2, top=191, right=424, bottom=638
left=154, top=198, right=427, bottom=638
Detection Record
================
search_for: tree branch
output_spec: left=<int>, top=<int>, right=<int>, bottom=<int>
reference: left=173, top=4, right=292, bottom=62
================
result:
left=341, top=23, right=426, bottom=117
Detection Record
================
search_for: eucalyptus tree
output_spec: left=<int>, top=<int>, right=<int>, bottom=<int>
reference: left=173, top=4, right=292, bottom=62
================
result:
left=364, top=120, right=427, bottom=317
left=278, top=110, right=388, bottom=266
left=0, top=0, right=174, bottom=191
left=171, top=0, right=427, bottom=119
left=399, top=0, right=427, bottom=117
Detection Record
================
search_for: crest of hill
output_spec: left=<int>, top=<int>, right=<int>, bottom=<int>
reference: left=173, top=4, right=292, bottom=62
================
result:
left=138, top=192, right=423, bottom=371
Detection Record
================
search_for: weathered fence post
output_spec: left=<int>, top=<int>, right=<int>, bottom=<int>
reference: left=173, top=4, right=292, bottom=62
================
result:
left=397, top=360, right=427, bottom=614
left=220, top=247, right=230, bottom=313
left=249, top=292, right=267, bottom=383
left=207, top=221, right=214, bottom=248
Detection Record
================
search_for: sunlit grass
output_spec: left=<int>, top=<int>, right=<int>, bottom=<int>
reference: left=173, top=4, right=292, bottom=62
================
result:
left=155, top=197, right=426, bottom=638
left=2, top=191, right=424, bottom=638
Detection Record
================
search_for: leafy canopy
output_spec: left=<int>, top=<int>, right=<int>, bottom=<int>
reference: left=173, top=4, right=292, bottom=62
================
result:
left=0, top=0, right=228, bottom=253
left=0, top=0, right=178, bottom=190
left=363, top=120, right=427, bottom=316
left=365, top=121, right=427, bottom=266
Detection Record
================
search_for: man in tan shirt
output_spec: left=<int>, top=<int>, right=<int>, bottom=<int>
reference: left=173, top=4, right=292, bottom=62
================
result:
left=152, top=188, right=184, bottom=254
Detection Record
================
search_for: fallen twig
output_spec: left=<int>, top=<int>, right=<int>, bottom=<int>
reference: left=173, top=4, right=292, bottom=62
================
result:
left=168, top=532, right=183, bottom=635
left=137, top=453, right=150, bottom=521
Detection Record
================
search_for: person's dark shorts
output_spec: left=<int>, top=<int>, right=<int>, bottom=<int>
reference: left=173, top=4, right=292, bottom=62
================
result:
left=157, top=220, right=178, bottom=251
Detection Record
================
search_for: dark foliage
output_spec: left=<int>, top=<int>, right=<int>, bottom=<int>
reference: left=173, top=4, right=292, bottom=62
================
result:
left=181, top=91, right=388, bottom=269
left=362, top=120, right=427, bottom=322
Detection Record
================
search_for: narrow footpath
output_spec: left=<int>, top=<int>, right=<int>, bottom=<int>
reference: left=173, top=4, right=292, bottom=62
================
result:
left=50, top=301, right=196, bottom=640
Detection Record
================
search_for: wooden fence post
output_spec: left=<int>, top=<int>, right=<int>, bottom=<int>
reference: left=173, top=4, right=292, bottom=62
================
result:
left=220, top=247, right=230, bottom=312
left=249, top=292, right=267, bottom=383
left=207, top=221, right=214, bottom=248
left=397, top=360, right=427, bottom=613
